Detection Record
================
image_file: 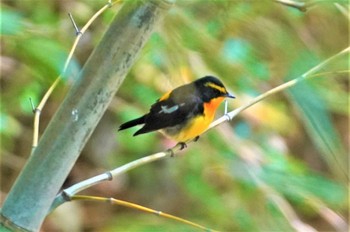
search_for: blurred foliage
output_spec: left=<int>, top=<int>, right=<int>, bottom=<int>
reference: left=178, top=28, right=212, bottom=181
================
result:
left=1, top=0, right=349, bottom=232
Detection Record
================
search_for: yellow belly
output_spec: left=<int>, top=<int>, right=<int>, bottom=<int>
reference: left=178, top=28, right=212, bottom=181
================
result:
left=169, top=115, right=211, bottom=142
left=164, top=97, right=225, bottom=142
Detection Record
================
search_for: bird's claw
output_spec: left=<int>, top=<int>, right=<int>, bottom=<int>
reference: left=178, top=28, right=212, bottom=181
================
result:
left=167, top=148, right=175, bottom=157
left=194, top=136, right=200, bottom=142
left=178, top=142, right=187, bottom=150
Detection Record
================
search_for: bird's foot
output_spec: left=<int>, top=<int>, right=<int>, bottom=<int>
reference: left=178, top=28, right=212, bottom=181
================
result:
left=167, top=142, right=188, bottom=157
left=178, top=142, right=187, bottom=150
left=167, top=148, right=175, bottom=157
left=194, top=136, right=200, bottom=142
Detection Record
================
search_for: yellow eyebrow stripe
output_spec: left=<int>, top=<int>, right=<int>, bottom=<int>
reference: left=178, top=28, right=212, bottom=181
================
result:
left=205, top=82, right=227, bottom=94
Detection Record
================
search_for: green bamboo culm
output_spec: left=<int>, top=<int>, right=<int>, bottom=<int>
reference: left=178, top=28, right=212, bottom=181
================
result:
left=0, top=1, right=174, bottom=231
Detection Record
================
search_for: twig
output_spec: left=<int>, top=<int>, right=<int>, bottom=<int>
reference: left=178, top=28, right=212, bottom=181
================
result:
left=51, top=144, right=183, bottom=211
left=30, top=1, right=121, bottom=151
left=31, top=77, right=60, bottom=150
left=68, top=13, right=82, bottom=36
left=72, top=195, right=218, bottom=231
left=275, top=0, right=349, bottom=12
left=62, top=144, right=182, bottom=197
left=29, top=98, right=35, bottom=113
left=274, top=0, right=307, bottom=12
left=207, top=46, right=350, bottom=130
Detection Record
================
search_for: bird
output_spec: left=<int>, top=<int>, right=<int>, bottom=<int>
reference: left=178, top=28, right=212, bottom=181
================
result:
left=118, top=75, right=235, bottom=148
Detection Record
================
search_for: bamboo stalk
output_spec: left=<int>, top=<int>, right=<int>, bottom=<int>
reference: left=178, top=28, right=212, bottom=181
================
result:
left=0, top=1, right=173, bottom=231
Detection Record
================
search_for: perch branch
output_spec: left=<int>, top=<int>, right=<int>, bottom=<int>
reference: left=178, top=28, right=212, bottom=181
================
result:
left=51, top=46, right=349, bottom=211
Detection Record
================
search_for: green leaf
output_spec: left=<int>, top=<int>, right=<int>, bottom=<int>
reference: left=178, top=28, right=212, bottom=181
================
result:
left=262, top=167, right=347, bottom=208
left=0, top=9, right=23, bottom=35
left=287, top=52, right=347, bottom=179
left=0, top=112, right=21, bottom=137
left=17, top=37, right=79, bottom=82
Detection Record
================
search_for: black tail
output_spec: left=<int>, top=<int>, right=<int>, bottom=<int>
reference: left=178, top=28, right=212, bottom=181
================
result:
left=118, top=115, right=146, bottom=131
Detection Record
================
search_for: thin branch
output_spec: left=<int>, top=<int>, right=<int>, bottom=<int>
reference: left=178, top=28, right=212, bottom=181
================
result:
left=208, top=46, right=350, bottom=130
left=51, top=46, right=350, bottom=211
left=72, top=195, right=218, bottom=231
left=28, top=98, right=35, bottom=112
left=275, top=0, right=349, bottom=12
left=274, top=0, right=307, bottom=12
left=305, top=70, right=349, bottom=78
left=31, top=77, right=60, bottom=150
left=68, top=13, right=81, bottom=35
left=64, top=149, right=175, bottom=196
left=31, top=0, right=122, bottom=151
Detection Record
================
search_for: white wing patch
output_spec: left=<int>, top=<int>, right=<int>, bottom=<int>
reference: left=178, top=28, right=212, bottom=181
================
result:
left=159, top=103, right=185, bottom=114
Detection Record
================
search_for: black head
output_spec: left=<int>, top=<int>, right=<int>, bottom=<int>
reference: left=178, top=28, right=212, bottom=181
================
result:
left=194, top=76, right=235, bottom=102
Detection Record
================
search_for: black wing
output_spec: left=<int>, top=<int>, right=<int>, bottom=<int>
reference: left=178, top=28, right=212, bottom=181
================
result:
left=134, top=85, right=203, bottom=135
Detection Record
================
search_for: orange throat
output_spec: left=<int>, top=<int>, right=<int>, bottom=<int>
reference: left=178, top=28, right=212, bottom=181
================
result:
left=203, top=96, right=225, bottom=120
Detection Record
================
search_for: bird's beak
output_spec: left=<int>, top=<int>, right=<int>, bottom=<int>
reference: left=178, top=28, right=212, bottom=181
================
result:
left=225, top=92, right=235, bottom=99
